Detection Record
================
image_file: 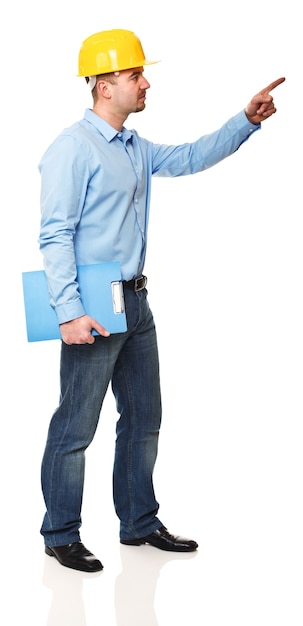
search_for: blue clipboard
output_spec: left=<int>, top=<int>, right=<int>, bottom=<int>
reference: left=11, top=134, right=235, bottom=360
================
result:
left=22, top=262, right=127, bottom=342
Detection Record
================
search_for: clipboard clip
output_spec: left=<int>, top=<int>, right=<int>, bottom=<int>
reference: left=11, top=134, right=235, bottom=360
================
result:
left=111, top=281, right=125, bottom=314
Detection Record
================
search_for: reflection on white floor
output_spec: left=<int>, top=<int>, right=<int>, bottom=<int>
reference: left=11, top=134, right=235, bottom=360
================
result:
left=2, top=448, right=303, bottom=626
left=42, top=543, right=199, bottom=626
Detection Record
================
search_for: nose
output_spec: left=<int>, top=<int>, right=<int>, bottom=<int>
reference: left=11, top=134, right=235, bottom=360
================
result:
left=141, top=76, right=150, bottom=90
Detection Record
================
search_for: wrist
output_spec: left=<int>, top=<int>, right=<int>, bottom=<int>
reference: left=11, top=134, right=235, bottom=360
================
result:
left=245, top=109, right=259, bottom=126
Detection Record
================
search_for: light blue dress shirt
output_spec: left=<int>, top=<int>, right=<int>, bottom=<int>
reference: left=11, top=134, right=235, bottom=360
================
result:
left=39, top=108, right=259, bottom=324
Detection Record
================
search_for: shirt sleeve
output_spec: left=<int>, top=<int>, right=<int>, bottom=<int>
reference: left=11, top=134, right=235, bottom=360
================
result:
left=151, top=110, right=260, bottom=177
left=38, top=133, right=90, bottom=324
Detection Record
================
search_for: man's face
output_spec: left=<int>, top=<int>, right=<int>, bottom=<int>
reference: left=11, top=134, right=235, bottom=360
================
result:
left=109, top=67, right=151, bottom=115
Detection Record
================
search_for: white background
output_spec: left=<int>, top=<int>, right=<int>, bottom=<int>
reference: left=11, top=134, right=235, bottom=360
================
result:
left=1, top=1, right=302, bottom=624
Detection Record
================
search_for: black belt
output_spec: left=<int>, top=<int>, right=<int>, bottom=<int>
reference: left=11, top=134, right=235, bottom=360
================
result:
left=123, top=275, right=147, bottom=292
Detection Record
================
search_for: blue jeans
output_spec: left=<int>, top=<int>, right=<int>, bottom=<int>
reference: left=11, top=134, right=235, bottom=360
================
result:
left=40, top=288, right=163, bottom=546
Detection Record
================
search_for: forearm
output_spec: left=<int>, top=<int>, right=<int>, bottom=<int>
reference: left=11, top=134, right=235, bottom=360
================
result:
left=153, top=110, right=260, bottom=177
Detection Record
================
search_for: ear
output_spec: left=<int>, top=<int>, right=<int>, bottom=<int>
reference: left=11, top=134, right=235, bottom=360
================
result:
left=96, top=80, right=113, bottom=100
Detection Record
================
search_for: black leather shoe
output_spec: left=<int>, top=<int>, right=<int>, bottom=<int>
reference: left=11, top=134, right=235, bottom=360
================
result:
left=120, top=526, right=198, bottom=552
left=45, top=541, right=103, bottom=572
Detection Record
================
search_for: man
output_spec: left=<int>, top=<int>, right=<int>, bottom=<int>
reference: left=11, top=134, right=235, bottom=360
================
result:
left=38, top=28, right=285, bottom=573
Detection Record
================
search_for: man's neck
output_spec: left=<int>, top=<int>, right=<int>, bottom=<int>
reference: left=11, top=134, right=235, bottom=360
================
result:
left=92, top=103, right=126, bottom=131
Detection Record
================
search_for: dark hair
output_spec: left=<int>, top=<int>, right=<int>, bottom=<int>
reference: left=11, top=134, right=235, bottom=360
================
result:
left=85, top=72, right=118, bottom=99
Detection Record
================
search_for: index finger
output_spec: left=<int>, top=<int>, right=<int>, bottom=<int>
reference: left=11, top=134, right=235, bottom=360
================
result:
left=261, top=77, right=286, bottom=95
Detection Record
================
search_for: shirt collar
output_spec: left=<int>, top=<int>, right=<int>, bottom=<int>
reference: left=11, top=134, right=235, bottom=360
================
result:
left=84, top=108, right=133, bottom=143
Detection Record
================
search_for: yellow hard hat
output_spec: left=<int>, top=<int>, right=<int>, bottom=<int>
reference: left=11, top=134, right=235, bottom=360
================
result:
left=78, top=29, right=158, bottom=76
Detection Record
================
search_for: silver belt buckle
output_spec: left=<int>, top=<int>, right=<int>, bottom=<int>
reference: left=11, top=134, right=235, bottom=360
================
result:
left=134, top=275, right=147, bottom=291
